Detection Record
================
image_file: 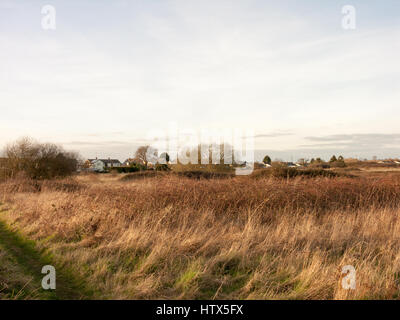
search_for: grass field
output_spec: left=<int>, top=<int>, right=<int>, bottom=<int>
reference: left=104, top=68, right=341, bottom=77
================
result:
left=1, top=168, right=400, bottom=299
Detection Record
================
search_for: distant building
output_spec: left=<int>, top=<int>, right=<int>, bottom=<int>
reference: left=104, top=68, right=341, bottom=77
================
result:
left=123, top=158, right=134, bottom=166
left=86, top=158, right=122, bottom=172
left=286, top=162, right=297, bottom=168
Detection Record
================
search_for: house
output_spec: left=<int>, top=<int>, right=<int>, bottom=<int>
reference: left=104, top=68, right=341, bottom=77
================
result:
left=123, top=158, right=136, bottom=166
left=123, top=158, right=149, bottom=167
left=86, top=158, right=122, bottom=172
left=286, top=162, right=297, bottom=168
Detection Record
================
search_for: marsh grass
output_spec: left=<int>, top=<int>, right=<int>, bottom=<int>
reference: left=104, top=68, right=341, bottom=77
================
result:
left=1, top=172, right=400, bottom=299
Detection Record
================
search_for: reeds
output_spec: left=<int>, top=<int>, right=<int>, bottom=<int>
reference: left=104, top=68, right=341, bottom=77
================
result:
left=1, top=173, right=400, bottom=299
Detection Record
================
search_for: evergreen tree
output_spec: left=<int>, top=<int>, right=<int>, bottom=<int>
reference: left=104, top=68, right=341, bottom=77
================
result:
left=263, top=155, right=272, bottom=165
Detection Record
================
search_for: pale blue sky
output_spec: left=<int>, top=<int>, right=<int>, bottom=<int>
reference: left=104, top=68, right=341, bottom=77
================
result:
left=1, top=1, right=400, bottom=161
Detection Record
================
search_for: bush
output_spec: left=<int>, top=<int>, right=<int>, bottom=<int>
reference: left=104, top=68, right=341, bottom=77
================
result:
left=330, top=155, right=338, bottom=162
left=155, top=164, right=170, bottom=171
left=251, top=167, right=340, bottom=179
left=330, top=161, right=346, bottom=168
left=134, top=163, right=148, bottom=171
left=297, top=169, right=339, bottom=178
left=271, top=167, right=298, bottom=178
left=262, top=155, right=272, bottom=165
left=171, top=163, right=234, bottom=173
left=113, top=166, right=140, bottom=173
left=2, top=137, right=80, bottom=180
left=119, top=170, right=234, bottom=181
left=309, top=163, right=331, bottom=169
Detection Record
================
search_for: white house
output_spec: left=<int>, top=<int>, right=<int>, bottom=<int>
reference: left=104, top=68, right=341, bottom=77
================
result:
left=87, top=158, right=122, bottom=172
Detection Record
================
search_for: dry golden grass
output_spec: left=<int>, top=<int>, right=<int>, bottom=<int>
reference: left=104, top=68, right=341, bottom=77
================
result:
left=1, top=171, right=400, bottom=299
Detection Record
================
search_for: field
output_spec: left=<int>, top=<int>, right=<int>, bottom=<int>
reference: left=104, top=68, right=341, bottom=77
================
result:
left=1, top=167, right=400, bottom=299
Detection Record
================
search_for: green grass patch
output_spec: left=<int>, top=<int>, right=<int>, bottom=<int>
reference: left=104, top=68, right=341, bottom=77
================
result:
left=0, top=212, right=95, bottom=300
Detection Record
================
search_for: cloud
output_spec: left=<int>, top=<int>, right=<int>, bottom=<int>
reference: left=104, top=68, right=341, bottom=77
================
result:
left=1, top=1, right=400, bottom=161
left=84, top=132, right=126, bottom=137
left=254, top=132, right=293, bottom=139
left=61, top=138, right=154, bottom=147
left=63, top=141, right=133, bottom=147
left=302, top=134, right=400, bottom=149
left=242, top=132, right=293, bottom=139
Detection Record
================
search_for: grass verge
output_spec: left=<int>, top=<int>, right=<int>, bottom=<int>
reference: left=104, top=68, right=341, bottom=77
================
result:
left=0, top=206, right=94, bottom=300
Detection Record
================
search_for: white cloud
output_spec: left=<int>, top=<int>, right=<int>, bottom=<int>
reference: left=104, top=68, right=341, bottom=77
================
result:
left=0, top=1, right=399, bottom=160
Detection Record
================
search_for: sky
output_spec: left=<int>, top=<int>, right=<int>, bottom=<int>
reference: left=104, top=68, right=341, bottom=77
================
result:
left=1, top=0, right=400, bottom=161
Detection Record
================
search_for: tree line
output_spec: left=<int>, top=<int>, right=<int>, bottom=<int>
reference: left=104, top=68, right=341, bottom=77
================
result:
left=262, top=155, right=346, bottom=167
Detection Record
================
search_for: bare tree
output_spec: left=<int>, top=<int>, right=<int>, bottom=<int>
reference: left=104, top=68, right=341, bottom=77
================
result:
left=297, top=158, right=309, bottom=165
left=134, top=146, right=149, bottom=166
left=3, top=137, right=80, bottom=179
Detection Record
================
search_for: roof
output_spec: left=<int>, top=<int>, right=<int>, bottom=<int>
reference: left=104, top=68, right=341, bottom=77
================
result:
left=89, top=159, right=121, bottom=164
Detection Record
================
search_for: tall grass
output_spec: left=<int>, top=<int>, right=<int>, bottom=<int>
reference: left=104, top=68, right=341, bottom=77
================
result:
left=1, top=173, right=400, bottom=299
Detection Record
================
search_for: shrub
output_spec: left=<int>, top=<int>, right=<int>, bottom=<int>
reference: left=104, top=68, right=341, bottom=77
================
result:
left=251, top=167, right=340, bottom=179
left=271, top=166, right=298, bottom=178
left=2, top=137, right=80, bottom=180
left=309, top=163, right=331, bottom=169
left=113, top=166, right=140, bottom=173
left=262, top=155, right=272, bottom=165
left=155, top=164, right=170, bottom=171
left=297, top=169, right=339, bottom=178
left=330, top=160, right=346, bottom=168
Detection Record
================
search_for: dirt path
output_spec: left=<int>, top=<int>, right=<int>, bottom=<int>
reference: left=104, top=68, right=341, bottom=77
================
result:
left=0, top=206, right=94, bottom=300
